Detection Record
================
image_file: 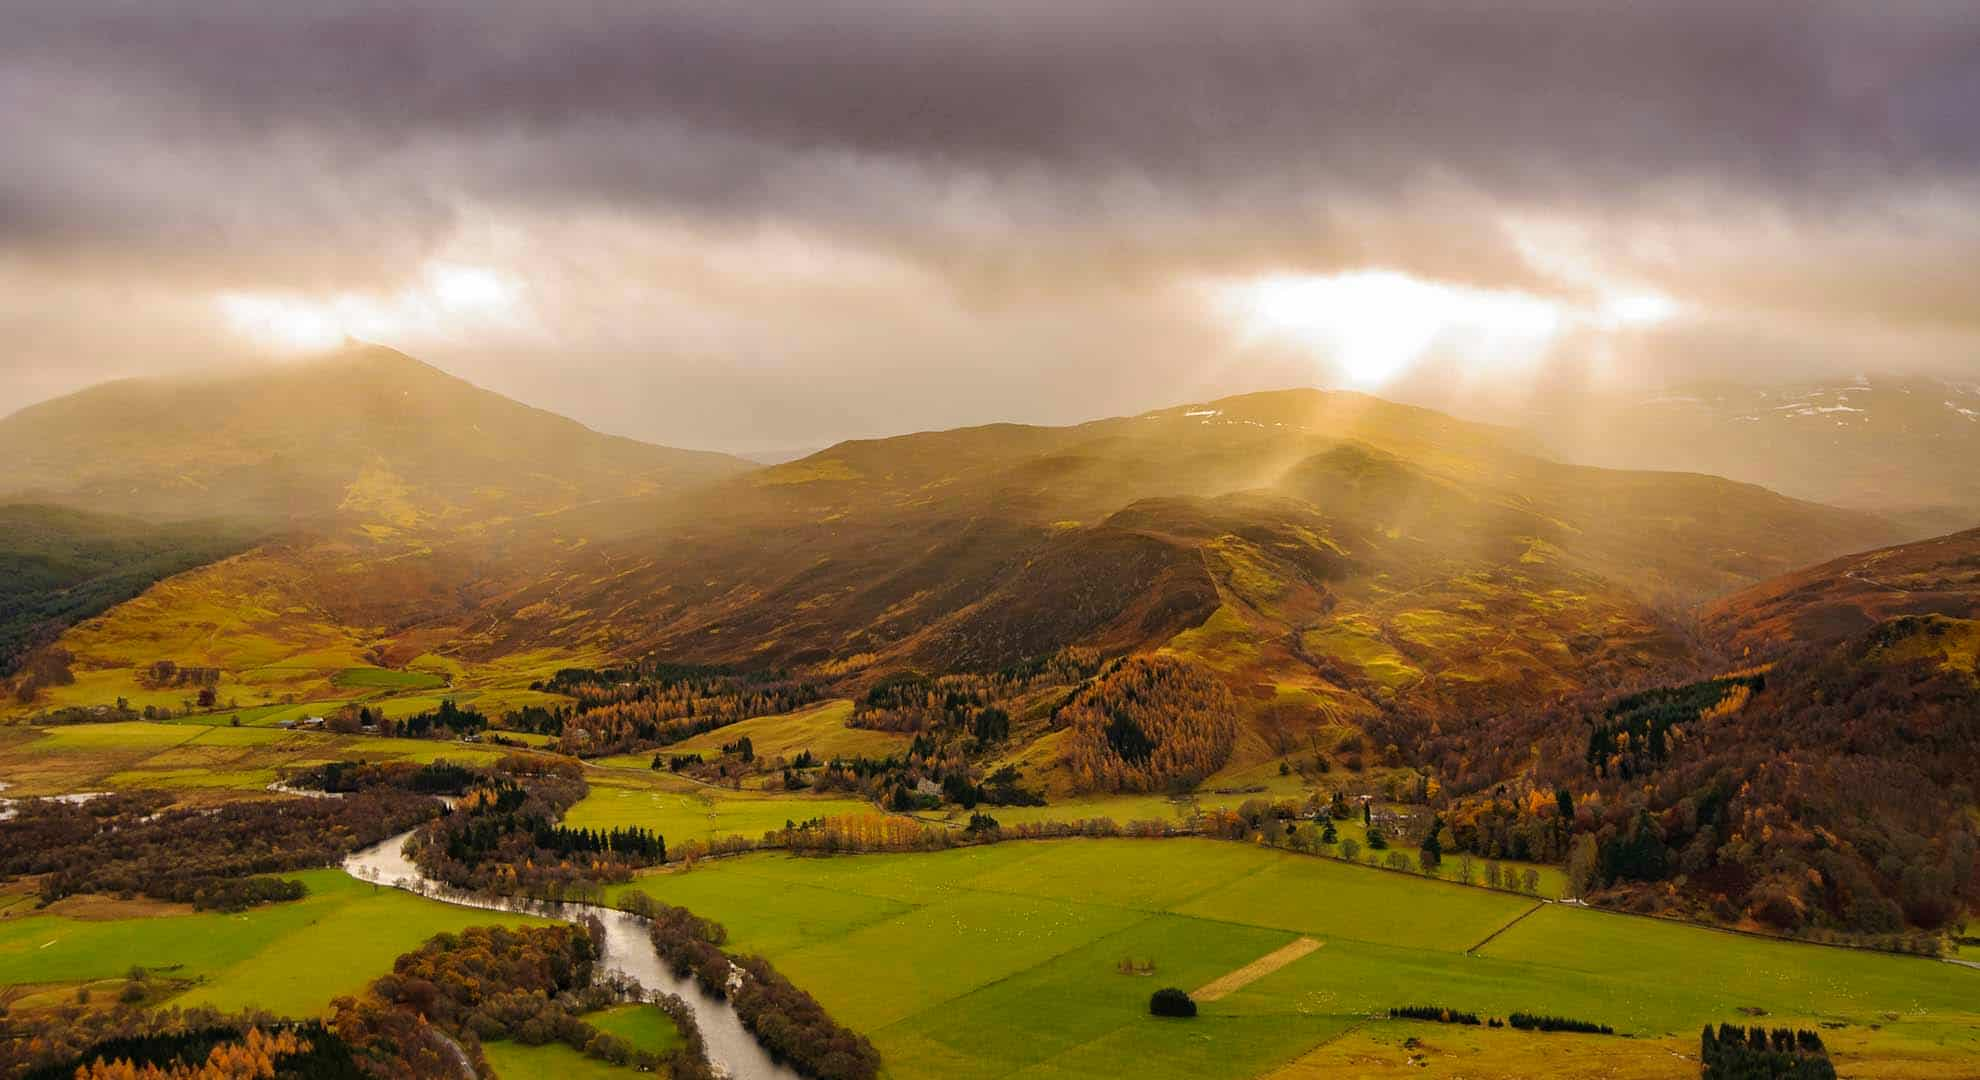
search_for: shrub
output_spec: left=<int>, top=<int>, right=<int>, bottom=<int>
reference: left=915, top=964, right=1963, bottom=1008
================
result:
left=1149, top=988, right=1197, bottom=1018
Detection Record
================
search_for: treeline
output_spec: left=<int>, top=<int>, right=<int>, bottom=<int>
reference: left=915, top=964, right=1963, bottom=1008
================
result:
left=1701, top=1024, right=1835, bottom=1079
left=1385, top=1006, right=1612, bottom=1035
left=663, top=811, right=1191, bottom=869
left=0, top=788, right=439, bottom=909
left=1059, top=656, right=1239, bottom=793
left=1389, top=1005, right=1481, bottom=1025
left=7, top=1009, right=360, bottom=1080
left=297, top=759, right=480, bottom=796
left=1508, top=1013, right=1614, bottom=1035
left=626, top=892, right=881, bottom=1080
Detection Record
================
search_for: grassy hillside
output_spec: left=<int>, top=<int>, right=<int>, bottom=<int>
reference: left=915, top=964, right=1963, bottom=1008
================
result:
left=0, top=347, right=751, bottom=716
left=0, top=505, right=261, bottom=679
left=0, top=343, right=749, bottom=523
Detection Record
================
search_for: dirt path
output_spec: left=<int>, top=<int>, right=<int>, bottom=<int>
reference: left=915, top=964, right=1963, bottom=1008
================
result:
left=1193, top=936, right=1324, bottom=1002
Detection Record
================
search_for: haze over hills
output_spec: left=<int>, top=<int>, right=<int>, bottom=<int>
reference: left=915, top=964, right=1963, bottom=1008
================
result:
left=0, top=344, right=749, bottom=524
left=0, top=346, right=751, bottom=702
left=3, top=365, right=1910, bottom=724
left=1706, top=525, right=1980, bottom=657
left=1527, top=374, right=1980, bottom=536
left=458, top=385, right=1905, bottom=792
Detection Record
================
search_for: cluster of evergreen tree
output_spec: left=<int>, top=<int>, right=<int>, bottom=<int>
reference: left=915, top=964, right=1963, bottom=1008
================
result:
left=1701, top=1025, right=1835, bottom=1079
left=1389, top=1005, right=1480, bottom=1025
left=1507, top=1013, right=1614, bottom=1035
left=1587, top=674, right=1763, bottom=780
left=532, top=823, right=666, bottom=861
left=397, top=697, right=487, bottom=738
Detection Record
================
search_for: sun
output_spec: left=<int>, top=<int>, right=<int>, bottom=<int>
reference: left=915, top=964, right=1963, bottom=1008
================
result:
left=215, top=262, right=525, bottom=353
left=1214, top=270, right=1567, bottom=387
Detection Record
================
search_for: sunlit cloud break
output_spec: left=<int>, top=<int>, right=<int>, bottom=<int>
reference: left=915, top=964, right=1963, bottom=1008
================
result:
left=1210, top=270, right=1677, bottom=387
left=217, top=263, right=529, bottom=353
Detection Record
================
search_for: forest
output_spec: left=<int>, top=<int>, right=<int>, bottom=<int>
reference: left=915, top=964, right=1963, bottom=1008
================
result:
left=0, top=504, right=258, bottom=687
left=0, top=788, right=439, bottom=909
left=1059, top=655, right=1240, bottom=793
left=526, top=661, right=823, bottom=758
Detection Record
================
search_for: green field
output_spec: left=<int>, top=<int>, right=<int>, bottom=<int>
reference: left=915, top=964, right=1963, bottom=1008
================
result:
left=564, top=770, right=877, bottom=843
left=0, top=869, right=550, bottom=1017
left=481, top=1041, right=642, bottom=1079
left=480, top=1003, right=682, bottom=1079
left=665, top=699, right=911, bottom=762
left=330, top=666, right=448, bottom=691
left=607, top=839, right=1978, bottom=1080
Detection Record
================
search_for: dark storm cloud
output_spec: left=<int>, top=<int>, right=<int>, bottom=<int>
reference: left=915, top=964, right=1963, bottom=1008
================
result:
left=6, top=1, right=1978, bottom=251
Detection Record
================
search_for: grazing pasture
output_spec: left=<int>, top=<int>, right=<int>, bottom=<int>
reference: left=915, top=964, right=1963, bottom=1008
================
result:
left=608, top=839, right=1977, bottom=1080
left=329, top=666, right=447, bottom=691
left=563, top=769, right=876, bottom=842
left=0, top=869, right=549, bottom=1017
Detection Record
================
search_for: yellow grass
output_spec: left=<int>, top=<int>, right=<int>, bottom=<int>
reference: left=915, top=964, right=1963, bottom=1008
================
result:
left=1193, top=937, right=1323, bottom=1002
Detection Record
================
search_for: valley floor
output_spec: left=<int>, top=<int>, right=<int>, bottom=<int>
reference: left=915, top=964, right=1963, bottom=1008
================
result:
left=605, top=839, right=1978, bottom=1080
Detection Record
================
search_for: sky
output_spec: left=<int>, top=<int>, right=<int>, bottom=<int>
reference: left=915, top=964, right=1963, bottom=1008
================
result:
left=4, top=1, right=1979, bottom=455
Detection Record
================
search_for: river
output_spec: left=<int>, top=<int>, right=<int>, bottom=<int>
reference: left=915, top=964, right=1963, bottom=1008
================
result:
left=342, top=830, right=801, bottom=1080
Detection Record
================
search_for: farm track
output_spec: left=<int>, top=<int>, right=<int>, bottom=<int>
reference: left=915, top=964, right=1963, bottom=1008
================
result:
left=1193, top=936, right=1324, bottom=1001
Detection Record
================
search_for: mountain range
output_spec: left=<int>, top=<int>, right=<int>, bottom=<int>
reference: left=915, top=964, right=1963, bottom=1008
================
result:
left=0, top=347, right=1918, bottom=753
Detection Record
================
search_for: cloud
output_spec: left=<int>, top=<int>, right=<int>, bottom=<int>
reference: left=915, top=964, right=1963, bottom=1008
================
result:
left=2, top=1, right=1977, bottom=445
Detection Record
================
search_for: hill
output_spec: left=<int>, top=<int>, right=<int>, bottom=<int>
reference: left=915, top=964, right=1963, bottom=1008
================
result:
left=1705, top=526, right=1980, bottom=656
left=1529, top=374, right=1980, bottom=535
left=1379, top=527, right=1980, bottom=937
left=0, top=343, right=748, bottom=523
left=0, top=504, right=260, bottom=680
left=0, top=346, right=751, bottom=714
left=4, top=377, right=1908, bottom=801
left=469, top=388, right=1902, bottom=791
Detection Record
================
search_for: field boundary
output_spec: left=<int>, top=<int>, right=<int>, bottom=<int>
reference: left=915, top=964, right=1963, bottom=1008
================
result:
left=1192, top=936, right=1323, bottom=1001
left=1466, top=900, right=1545, bottom=955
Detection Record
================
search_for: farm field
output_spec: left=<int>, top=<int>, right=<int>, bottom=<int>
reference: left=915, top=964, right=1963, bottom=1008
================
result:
left=607, top=839, right=1978, bottom=1080
left=0, top=869, right=550, bottom=1018
left=0, top=720, right=525, bottom=796
left=564, top=768, right=876, bottom=842
left=479, top=1002, right=682, bottom=1079
left=480, top=1041, right=643, bottom=1079
left=665, top=699, right=912, bottom=762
